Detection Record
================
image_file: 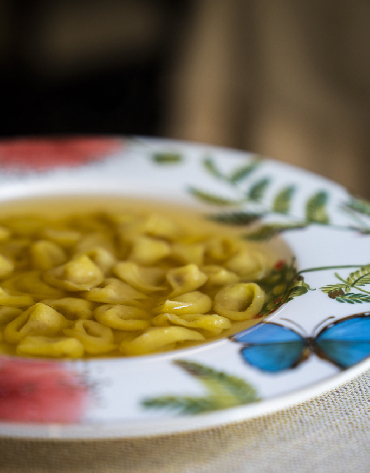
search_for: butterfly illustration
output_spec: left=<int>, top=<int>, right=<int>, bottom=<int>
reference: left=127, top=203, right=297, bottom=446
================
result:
left=231, top=312, right=370, bottom=372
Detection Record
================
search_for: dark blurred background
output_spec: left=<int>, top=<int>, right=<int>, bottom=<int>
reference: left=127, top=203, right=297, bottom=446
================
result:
left=0, top=0, right=369, bottom=197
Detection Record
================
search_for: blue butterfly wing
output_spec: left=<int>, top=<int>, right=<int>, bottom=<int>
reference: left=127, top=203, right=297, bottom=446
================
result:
left=233, top=323, right=306, bottom=372
left=241, top=342, right=306, bottom=372
left=316, top=316, right=370, bottom=369
left=233, top=323, right=304, bottom=344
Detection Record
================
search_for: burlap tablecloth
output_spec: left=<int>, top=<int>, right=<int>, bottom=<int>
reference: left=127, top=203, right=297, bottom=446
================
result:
left=1, top=369, right=369, bottom=473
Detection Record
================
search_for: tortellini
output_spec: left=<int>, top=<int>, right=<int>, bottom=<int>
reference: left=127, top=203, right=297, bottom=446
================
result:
left=214, top=283, right=265, bottom=320
left=119, top=327, right=205, bottom=356
left=201, top=265, right=239, bottom=288
left=4, top=303, right=68, bottom=343
left=0, top=254, right=14, bottom=278
left=83, top=278, right=147, bottom=305
left=171, top=242, right=205, bottom=266
left=0, top=226, right=11, bottom=242
left=3, top=271, right=66, bottom=300
left=129, top=236, right=171, bottom=265
left=63, top=320, right=116, bottom=355
left=0, top=306, right=22, bottom=325
left=29, top=240, right=67, bottom=271
left=154, top=291, right=212, bottom=315
left=0, top=205, right=275, bottom=358
left=166, top=264, right=208, bottom=297
left=205, top=237, right=239, bottom=262
left=44, top=255, right=104, bottom=291
left=42, top=298, right=94, bottom=320
left=226, top=249, right=267, bottom=280
left=114, top=262, right=166, bottom=293
left=94, top=304, right=151, bottom=331
left=136, top=213, right=181, bottom=240
left=152, top=313, right=231, bottom=335
left=41, top=228, right=81, bottom=248
left=17, top=335, right=85, bottom=358
left=77, top=247, right=116, bottom=275
left=0, top=287, right=34, bottom=307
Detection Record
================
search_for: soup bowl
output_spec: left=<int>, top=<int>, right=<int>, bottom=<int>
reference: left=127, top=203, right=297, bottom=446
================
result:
left=0, top=136, right=369, bottom=440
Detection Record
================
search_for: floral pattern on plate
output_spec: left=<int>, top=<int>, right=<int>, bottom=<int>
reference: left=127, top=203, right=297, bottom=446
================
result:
left=0, top=136, right=369, bottom=438
left=0, top=137, right=123, bottom=171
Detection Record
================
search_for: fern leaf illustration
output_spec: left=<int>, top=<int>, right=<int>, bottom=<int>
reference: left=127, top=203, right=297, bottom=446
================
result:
left=335, top=293, right=370, bottom=304
left=321, top=283, right=349, bottom=294
left=272, top=186, right=296, bottom=214
left=246, top=178, right=270, bottom=202
left=243, top=223, right=307, bottom=241
left=152, top=152, right=183, bottom=164
left=142, top=361, right=259, bottom=415
left=174, top=360, right=258, bottom=404
left=188, top=187, right=240, bottom=206
left=346, top=265, right=370, bottom=287
left=203, top=157, right=226, bottom=180
left=229, top=161, right=260, bottom=184
left=208, top=211, right=264, bottom=226
left=142, top=396, right=220, bottom=415
left=345, top=197, right=370, bottom=217
left=305, top=191, right=330, bottom=224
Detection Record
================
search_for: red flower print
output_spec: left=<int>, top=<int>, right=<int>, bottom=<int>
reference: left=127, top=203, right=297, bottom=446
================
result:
left=0, top=357, right=89, bottom=423
left=0, top=137, right=123, bottom=170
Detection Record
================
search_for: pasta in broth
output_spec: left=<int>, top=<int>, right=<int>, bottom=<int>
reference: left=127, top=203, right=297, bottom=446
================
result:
left=0, top=197, right=287, bottom=358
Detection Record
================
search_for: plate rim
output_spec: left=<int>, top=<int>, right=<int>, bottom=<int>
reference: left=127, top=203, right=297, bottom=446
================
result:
left=0, top=135, right=369, bottom=439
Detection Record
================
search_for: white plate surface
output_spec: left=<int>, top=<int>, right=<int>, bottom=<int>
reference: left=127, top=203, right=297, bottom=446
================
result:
left=0, top=136, right=369, bottom=439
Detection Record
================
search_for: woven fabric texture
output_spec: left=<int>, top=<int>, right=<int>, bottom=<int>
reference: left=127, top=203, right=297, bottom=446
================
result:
left=1, top=369, right=370, bottom=473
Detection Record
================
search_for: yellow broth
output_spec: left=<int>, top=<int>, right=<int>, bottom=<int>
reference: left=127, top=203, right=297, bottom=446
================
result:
left=0, top=196, right=292, bottom=358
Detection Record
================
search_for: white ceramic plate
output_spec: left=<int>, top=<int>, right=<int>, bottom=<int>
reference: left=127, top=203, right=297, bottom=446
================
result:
left=0, top=136, right=369, bottom=439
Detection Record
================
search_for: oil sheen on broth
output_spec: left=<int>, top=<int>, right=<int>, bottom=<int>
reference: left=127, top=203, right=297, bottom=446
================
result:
left=0, top=196, right=289, bottom=359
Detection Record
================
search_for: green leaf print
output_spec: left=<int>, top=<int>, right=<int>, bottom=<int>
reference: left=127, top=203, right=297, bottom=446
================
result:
left=142, top=395, right=220, bottom=415
left=152, top=152, right=183, bottom=164
left=344, top=197, right=370, bottom=217
left=272, top=186, right=296, bottom=214
left=203, top=157, right=226, bottom=181
left=320, top=264, right=370, bottom=302
left=188, top=187, right=240, bottom=206
left=208, top=211, right=264, bottom=226
left=335, top=293, right=370, bottom=304
left=321, top=284, right=349, bottom=295
left=142, top=360, right=259, bottom=415
left=243, top=223, right=307, bottom=241
left=345, top=265, right=370, bottom=287
left=246, top=178, right=271, bottom=202
left=305, top=191, right=330, bottom=224
left=229, top=160, right=260, bottom=184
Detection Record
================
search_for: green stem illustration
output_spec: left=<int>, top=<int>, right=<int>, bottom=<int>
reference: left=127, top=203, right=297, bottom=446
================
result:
left=298, top=265, right=364, bottom=275
left=190, top=155, right=370, bottom=238
left=354, top=287, right=370, bottom=295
